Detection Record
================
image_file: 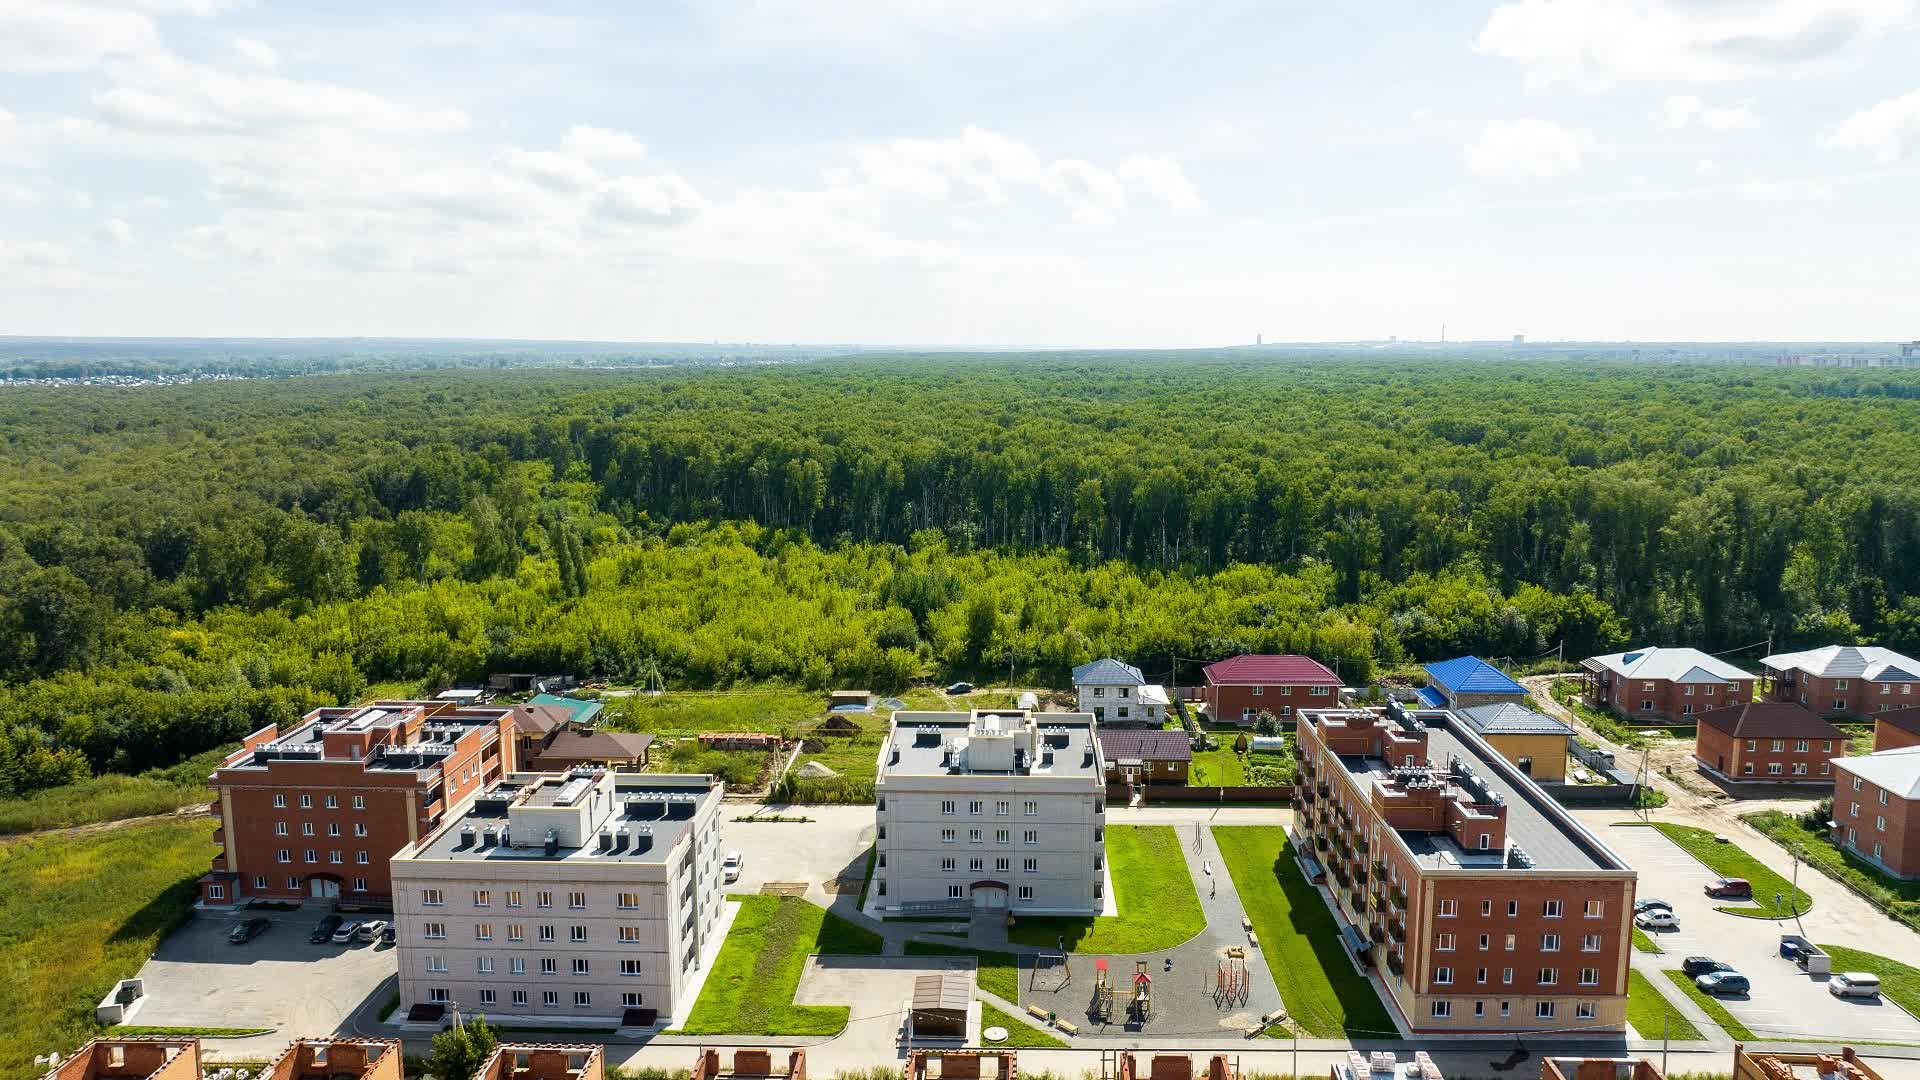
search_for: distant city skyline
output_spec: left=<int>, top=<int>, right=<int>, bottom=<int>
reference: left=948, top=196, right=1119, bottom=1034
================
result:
left=1, top=1, right=1917, bottom=344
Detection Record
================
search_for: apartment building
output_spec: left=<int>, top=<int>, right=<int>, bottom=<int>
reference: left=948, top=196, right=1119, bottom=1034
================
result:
left=1071, top=658, right=1170, bottom=727
left=389, top=768, right=726, bottom=1028
left=201, top=701, right=513, bottom=906
left=1762, top=645, right=1920, bottom=718
left=473, top=1044, right=603, bottom=1080
left=1692, top=702, right=1846, bottom=782
left=1201, top=654, right=1339, bottom=724
left=872, top=709, right=1107, bottom=916
left=1580, top=648, right=1754, bottom=721
left=1294, top=705, right=1637, bottom=1034
left=262, top=1040, right=402, bottom=1080
left=41, top=1038, right=201, bottom=1080
left=1875, top=707, right=1920, bottom=751
left=1832, top=747, right=1920, bottom=877
left=1419, top=656, right=1529, bottom=711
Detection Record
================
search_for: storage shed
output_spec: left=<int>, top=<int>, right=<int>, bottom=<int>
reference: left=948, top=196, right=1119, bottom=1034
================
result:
left=908, top=972, right=971, bottom=1040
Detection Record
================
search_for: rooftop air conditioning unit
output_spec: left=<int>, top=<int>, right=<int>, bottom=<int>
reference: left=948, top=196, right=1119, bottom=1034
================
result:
left=544, top=829, right=560, bottom=857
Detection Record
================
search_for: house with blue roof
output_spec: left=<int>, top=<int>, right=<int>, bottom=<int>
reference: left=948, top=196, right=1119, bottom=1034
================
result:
left=1419, top=655, right=1529, bottom=710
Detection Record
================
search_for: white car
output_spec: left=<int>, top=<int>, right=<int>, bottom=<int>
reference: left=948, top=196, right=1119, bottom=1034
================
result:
left=1634, top=909, right=1679, bottom=929
left=722, top=851, right=743, bottom=883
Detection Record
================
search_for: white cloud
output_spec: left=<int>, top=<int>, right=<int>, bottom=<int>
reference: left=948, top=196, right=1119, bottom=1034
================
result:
left=694, top=0, right=1164, bottom=40
left=0, top=1, right=161, bottom=74
left=1825, top=89, right=1920, bottom=161
left=561, top=124, right=648, bottom=162
left=1662, top=95, right=1763, bottom=131
left=1117, top=153, right=1202, bottom=214
left=0, top=181, right=39, bottom=203
left=0, top=240, right=72, bottom=268
left=93, top=53, right=469, bottom=136
left=498, top=147, right=602, bottom=193
left=1476, top=0, right=1914, bottom=86
left=595, top=174, right=706, bottom=225
left=1465, top=118, right=1584, bottom=180
left=92, top=216, right=137, bottom=245
left=231, top=35, right=280, bottom=70
left=1044, top=159, right=1126, bottom=224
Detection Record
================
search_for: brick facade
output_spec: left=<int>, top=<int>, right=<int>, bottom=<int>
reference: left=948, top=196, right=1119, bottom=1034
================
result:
left=1833, top=764, right=1920, bottom=879
left=1692, top=703, right=1846, bottom=783
left=1591, top=674, right=1752, bottom=723
left=1875, top=709, right=1920, bottom=752
left=1771, top=672, right=1920, bottom=717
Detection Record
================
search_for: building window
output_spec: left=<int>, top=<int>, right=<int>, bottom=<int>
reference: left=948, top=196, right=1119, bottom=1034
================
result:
left=479, top=988, right=496, bottom=1005
left=507, top=890, right=523, bottom=908
left=273, top=794, right=286, bottom=808
left=1538, top=968, right=1558, bottom=985
left=254, top=875, right=267, bottom=889
left=1746, top=739, right=1758, bottom=751
left=947, top=885, right=964, bottom=899
left=356, top=851, right=369, bottom=864
left=568, top=891, right=586, bottom=910
left=1582, top=934, right=1601, bottom=952
left=1579, top=967, right=1599, bottom=986
left=1542, top=900, right=1562, bottom=918
left=1431, top=1000, right=1451, bottom=1018
left=508, top=925, right=524, bottom=942
left=1024, top=857, right=1039, bottom=873
left=995, top=800, right=1009, bottom=816
left=622, top=992, right=645, bottom=1008
left=1475, top=1001, right=1486, bottom=1018
left=1877, top=815, right=1887, bottom=831
left=1795, top=739, right=1810, bottom=752
left=540, top=958, right=558, bottom=975
left=1502, top=968, right=1513, bottom=984
left=536, top=891, right=553, bottom=909
left=475, top=924, right=492, bottom=941
left=1476, top=967, right=1489, bottom=983
left=1024, top=800, right=1039, bottom=816
left=303, top=849, right=317, bottom=863
left=941, top=857, right=956, bottom=872
left=275, top=822, right=288, bottom=836
left=538, top=925, right=555, bottom=942
left=621, top=959, right=643, bottom=975
left=477, top=957, right=494, bottom=975
left=1435, top=966, right=1454, bottom=985
left=511, top=990, right=528, bottom=1006
left=1481, top=900, right=1493, bottom=916
left=423, top=923, right=446, bottom=939
left=1506, top=900, right=1518, bottom=917
left=1439, top=899, right=1457, bottom=917
left=1018, top=886, right=1035, bottom=901
left=1583, top=900, right=1604, bottom=918
left=569, top=926, right=587, bottom=943
left=207, top=885, right=226, bottom=900
left=301, top=823, right=315, bottom=837
left=1881, top=790, right=1890, bottom=805
left=969, top=800, right=983, bottom=815
left=542, top=991, right=559, bottom=1008
left=352, top=795, right=364, bottom=809
left=1793, top=762, right=1808, bottom=775
left=353, top=877, right=367, bottom=892
left=1772, top=739, right=1786, bottom=752
left=1744, top=763, right=1755, bottom=775
left=1024, top=830, right=1039, bottom=845
left=510, top=958, right=526, bottom=975
left=941, top=829, right=956, bottom=844
left=995, top=857, right=1010, bottom=872
left=969, top=829, right=982, bottom=844
left=298, top=794, right=312, bottom=809
left=1768, top=763, right=1784, bottom=775
left=1437, top=933, right=1455, bottom=951
left=995, top=829, right=1010, bottom=844
left=970, top=857, right=984, bottom=872
left=354, top=824, right=368, bottom=838
left=428, top=987, right=450, bottom=1003
left=1251, top=685, right=1264, bottom=697
left=1536, top=1001, right=1556, bottom=1019
left=1504, top=934, right=1516, bottom=951
left=571, top=958, right=589, bottom=975
left=1684, top=685, right=1694, bottom=697
left=941, top=800, right=956, bottom=816
left=1478, top=934, right=1490, bottom=950
left=277, top=849, right=292, bottom=864
left=474, top=890, right=490, bottom=907
left=1541, top=934, right=1560, bottom=952
left=1577, top=1002, right=1596, bottom=1020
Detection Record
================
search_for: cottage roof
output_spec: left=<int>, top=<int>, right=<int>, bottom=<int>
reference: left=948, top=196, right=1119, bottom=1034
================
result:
left=527, top=730, right=653, bottom=764
left=1583, top=647, right=1752, bottom=683
left=1202, top=654, right=1338, bottom=685
left=1456, top=703, right=1572, bottom=736
left=1423, top=655, right=1527, bottom=696
left=1094, top=729, right=1194, bottom=763
left=1763, top=645, right=1920, bottom=682
left=1072, top=658, right=1145, bottom=686
left=1695, top=702, right=1845, bottom=740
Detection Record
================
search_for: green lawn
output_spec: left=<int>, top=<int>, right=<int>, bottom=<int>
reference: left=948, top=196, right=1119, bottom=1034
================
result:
left=1006, top=825, right=1205, bottom=953
left=1627, top=970, right=1702, bottom=1041
left=1662, top=970, right=1755, bottom=1041
left=903, top=940, right=1020, bottom=1003
left=979, top=999, right=1066, bottom=1048
left=1744, top=811, right=1920, bottom=934
left=1632, top=926, right=1665, bottom=954
left=1819, top=945, right=1920, bottom=1020
left=1188, top=748, right=1247, bottom=787
left=0, top=819, right=216, bottom=1080
left=1651, top=822, right=1811, bottom=918
left=0, top=748, right=229, bottom=835
left=676, top=895, right=883, bottom=1036
left=1211, top=825, right=1396, bottom=1038
left=605, top=688, right=825, bottom=738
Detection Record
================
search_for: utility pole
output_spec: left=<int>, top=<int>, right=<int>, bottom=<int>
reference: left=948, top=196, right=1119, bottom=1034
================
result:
left=1662, top=1013, right=1669, bottom=1077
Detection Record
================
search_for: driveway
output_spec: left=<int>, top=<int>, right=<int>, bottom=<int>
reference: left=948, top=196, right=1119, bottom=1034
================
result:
left=1598, top=819, right=1920, bottom=1043
left=134, top=906, right=395, bottom=1043
left=723, top=804, right=874, bottom=915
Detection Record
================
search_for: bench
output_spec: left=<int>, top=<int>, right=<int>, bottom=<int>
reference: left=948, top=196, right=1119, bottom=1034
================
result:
left=1054, top=1019, right=1079, bottom=1035
left=1026, top=1005, right=1050, bottom=1021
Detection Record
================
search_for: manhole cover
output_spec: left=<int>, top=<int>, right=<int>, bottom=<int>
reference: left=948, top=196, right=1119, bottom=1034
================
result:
left=983, top=1026, right=1008, bottom=1044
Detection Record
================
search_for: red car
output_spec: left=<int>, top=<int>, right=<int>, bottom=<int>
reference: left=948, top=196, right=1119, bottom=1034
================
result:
left=1705, top=877, right=1752, bottom=898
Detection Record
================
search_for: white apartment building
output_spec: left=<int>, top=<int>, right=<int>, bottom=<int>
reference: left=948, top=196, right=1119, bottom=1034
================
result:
left=1070, top=658, right=1169, bottom=727
left=389, top=768, right=725, bottom=1029
left=872, top=709, right=1108, bottom=916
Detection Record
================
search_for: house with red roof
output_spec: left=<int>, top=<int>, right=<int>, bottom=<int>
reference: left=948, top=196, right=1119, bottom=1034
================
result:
left=1200, top=654, right=1339, bottom=725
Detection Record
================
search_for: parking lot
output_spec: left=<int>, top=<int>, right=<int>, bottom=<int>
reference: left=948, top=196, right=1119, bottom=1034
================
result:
left=133, top=905, right=396, bottom=1039
left=722, top=804, right=874, bottom=911
left=1600, top=820, right=1920, bottom=1043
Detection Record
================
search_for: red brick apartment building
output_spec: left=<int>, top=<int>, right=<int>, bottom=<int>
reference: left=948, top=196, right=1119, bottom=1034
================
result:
left=1875, top=707, right=1920, bottom=751
left=1579, top=647, right=1754, bottom=722
left=1692, top=702, right=1846, bottom=782
left=1762, top=646, right=1920, bottom=718
left=1294, top=704, right=1636, bottom=1034
left=1202, top=654, right=1339, bottom=724
left=1832, top=746, right=1920, bottom=877
left=200, top=701, right=513, bottom=906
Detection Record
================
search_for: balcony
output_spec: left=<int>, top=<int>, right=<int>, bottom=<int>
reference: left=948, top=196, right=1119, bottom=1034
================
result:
left=1299, top=788, right=1316, bottom=804
left=1369, top=923, right=1387, bottom=944
left=1370, top=891, right=1387, bottom=911
left=1371, top=861, right=1389, bottom=880
left=1355, top=837, right=1370, bottom=854
left=1390, top=887, right=1407, bottom=910
left=1386, top=951, right=1405, bottom=976
left=1387, top=919, right=1405, bottom=943
left=1316, top=782, right=1331, bottom=798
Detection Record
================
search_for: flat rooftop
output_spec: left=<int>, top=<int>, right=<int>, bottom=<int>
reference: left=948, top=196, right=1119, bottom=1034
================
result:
left=1335, top=710, right=1626, bottom=872
left=880, top=710, right=1102, bottom=779
left=223, top=703, right=503, bottom=772
left=409, top=773, right=719, bottom=865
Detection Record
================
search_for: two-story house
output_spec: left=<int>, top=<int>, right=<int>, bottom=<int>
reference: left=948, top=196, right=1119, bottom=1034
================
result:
left=1692, top=702, right=1846, bottom=782
left=1579, top=648, right=1754, bottom=722
left=1833, top=747, right=1920, bottom=878
left=1070, top=658, right=1169, bottom=727
left=1201, top=654, right=1340, bottom=725
left=1761, top=646, right=1920, bottom=718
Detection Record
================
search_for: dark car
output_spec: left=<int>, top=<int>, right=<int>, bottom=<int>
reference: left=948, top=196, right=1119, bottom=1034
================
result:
left=1683, top=956, right=1734, bottom=977
left=1705, top=877, right=1752, bottom=898
left=310, top=914, right=343, bottom=944
left=945, top=682, right=974, bottom=695
left=228, top=917, right=271, bottom=944
left=380, top=925, right=396, bottom=945
left=1696, top=971, right=1750, bottom=995
left=1635, top=898, right=1672, bottom=913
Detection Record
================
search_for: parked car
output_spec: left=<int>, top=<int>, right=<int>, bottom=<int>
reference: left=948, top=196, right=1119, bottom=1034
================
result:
left=1683, top=956, right=1734, bottom=977
left=1635, top=909, right=1679, bottom=929
left=1696, top=971, right=1750, bottom=995
left=310, top=914, right=343, bottom=944
left=1705, top=877, right=1753, bottom=899
left=722, top=851, right=744, bottom=883
left=357, top=919, right=389, bottom=942
left=228, top=917, right=271, bottom=944
left=1635, top=898, right=1672, bottom=913
left=1831, top=973, right=1882, bottom=999
left=945, top=682, right=974, bottom=695
left=330, top=920, right=362, bottom=944
left=380, top=925, right=396, bottom=945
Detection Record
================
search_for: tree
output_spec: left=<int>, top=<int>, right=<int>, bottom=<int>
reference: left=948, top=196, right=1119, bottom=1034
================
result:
left=427, top=1015, right=498, bottom=1080
left=1253, top=710, right=1280, bottom=736
left=1232, top=732, right=1250, bottom=753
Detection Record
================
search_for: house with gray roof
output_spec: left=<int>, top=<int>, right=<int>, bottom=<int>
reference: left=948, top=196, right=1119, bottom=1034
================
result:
left=1455, top=703, right=1574, bottom=780
left=1762, top=645, right=1920, bottom=718
left=1070, top=657, right=1169, bottom=727
left=1580, top=646, right=1755, bottom=722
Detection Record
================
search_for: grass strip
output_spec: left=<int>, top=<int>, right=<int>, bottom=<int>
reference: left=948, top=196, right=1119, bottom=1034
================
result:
left=1662, top=970, right=1755, bottom=1041
left=1820, top=945, right=1920, bottom=1020
left=109, top=1026, right=273, bottom=1037
left=1007, top=825, right=1205, bottom=953
left=978, top=999, right=1067, bottom=1048
left=1626, top=970, right=1701, bottom=1041
left=677, top=895, right=881, bottom=1036
left=1746, top=810, right=1920, bottom=934
left=1211, top=825, right=1396, bottom=1039
left=1650, top=822, right=1811, bottom=918
left=1632, top=927, right=1665, bottom=954
left=904, top=940, right=1020, bottom=1003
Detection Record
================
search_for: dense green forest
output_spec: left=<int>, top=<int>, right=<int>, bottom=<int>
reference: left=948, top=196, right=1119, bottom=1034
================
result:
left=3, top=354, right=1919, bottom=797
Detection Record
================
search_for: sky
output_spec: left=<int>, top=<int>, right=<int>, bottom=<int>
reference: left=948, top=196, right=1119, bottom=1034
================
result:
left=1, top=0, right=1918, bottom=346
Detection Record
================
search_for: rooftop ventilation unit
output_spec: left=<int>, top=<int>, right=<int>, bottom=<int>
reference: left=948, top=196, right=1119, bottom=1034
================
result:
left=481, top=826, right=498, bottom=848
left=458, top=825, right=476, bottom=849
left=614, top=826, right=630, bottom=853
left=597, top=829, right=614, bottom=853
left=544, top=829, right=560, bottom=857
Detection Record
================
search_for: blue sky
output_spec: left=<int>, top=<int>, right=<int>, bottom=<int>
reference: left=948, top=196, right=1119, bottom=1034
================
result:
left=2, top=0, right=1917, bottom=345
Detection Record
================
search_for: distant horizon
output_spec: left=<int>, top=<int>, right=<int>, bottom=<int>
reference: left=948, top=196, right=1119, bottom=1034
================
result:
left=0, top=334, right=1914, bottom=350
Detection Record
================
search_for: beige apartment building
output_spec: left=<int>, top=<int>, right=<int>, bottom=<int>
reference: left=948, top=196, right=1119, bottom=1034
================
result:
left=872, top=709, right=1108, bottom=916
left=389, top=768, right=725, bottom=1029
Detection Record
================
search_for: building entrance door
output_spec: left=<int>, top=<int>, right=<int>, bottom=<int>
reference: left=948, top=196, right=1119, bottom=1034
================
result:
left=310, top=877, right=341, bottom=900
left=971, top=885, right=1008, bottom=910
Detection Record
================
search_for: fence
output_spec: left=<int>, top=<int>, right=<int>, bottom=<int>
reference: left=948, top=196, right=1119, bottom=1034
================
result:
left=1106, top=783, right=1293, bottom=803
